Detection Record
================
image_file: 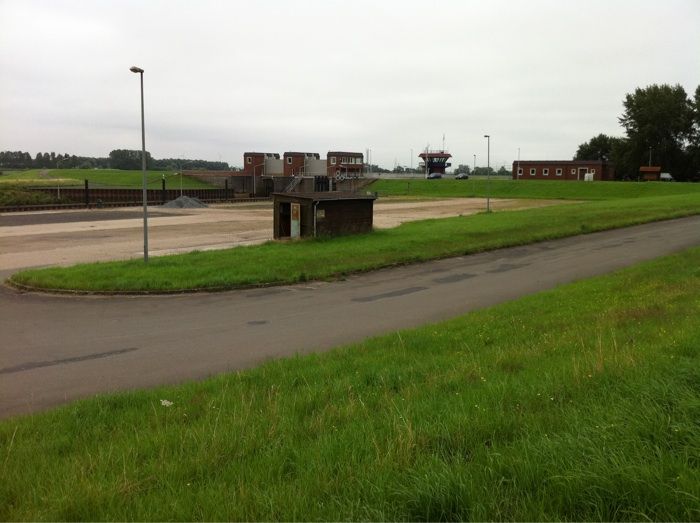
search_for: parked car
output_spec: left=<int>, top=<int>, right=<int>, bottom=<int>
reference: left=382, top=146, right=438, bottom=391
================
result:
left=455, top=173, right=469, bottom=180
left=660, top=172, right=674, bottom=182
left=427, top=172, right=442, bottom=179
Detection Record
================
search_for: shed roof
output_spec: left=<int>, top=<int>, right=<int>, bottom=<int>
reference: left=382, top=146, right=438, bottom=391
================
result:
left=272, top=192, right=376, bottom=202
left=639, top=166, right=661, bottom=173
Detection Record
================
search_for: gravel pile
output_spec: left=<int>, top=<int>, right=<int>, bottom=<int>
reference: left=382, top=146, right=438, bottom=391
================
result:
left=162, top=196, right=208, bottom=208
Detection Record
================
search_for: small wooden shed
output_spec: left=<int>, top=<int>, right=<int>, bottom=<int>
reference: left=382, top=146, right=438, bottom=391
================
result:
left=272, top=192, right=376, bottom=239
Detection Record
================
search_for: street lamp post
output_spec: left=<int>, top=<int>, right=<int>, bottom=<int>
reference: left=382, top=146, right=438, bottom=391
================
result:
left=484, top=135, right=491, bottom=212
left=130, top=65, right=148, bottom=262
left=473, top=153, right=476, bottom=174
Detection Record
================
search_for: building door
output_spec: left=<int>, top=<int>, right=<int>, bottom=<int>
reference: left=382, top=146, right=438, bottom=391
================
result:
left=290, top=203, right=301, bottom=238
left=578, top=167, right=588, bottom=180
left=278, top=202, right=291, bottom=238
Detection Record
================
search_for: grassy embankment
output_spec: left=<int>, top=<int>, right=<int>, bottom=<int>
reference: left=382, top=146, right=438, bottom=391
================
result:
left=0, top=169, right=214, bottom=189
left=373, top=177, right=700, bottom=200
left=2, top=248, right=699, bottom=520
left=10, top=191, right=700, bottom=292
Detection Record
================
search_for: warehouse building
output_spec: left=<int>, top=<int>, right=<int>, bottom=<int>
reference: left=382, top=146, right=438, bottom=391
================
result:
left=512, top=160, right=615, bottom=181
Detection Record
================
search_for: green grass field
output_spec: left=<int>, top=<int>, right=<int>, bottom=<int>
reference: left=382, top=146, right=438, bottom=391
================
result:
left=372, top=178, right=700, bottom=200
left=10, top=192, right=700, bottom=293
left=0, top=169, right=214, bottom=189
left=2, top=248, right=698, bottom=521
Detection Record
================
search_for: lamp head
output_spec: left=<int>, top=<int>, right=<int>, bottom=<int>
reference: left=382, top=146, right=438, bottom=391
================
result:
left=484, top=134, right=490, bottom=138
left=130, top=66, right=144, bottom=73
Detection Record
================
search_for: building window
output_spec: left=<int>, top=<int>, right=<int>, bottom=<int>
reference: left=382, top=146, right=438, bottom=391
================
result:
left=591, top=168, right=596, bottom=174
left=556, top=168, right=562, bottom=176
left=246, top=157, right=251, bottom=164
left=530, top=168, right=536, bottom=176
left=336, top=169, right=340, bottom=175
left=287, top=157, right=292, bottom=164
left=571, top=168, right=576, bottom=174
left=543, top=168, right=549, bottom=176
left=517, top=167, right=523, bottom=175
left=331, top=157, right=336, bottom=165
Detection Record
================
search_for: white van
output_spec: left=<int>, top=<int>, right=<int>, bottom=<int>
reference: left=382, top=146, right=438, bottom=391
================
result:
left=660, top=172, right=674, bottom=182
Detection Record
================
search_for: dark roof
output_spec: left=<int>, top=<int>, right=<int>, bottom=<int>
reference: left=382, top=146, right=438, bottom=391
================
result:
left=244, top=152, right=280, bottom=158
left=327, top=151, right=363, bottom=156
left=283, top=152, right=320, bottom=158
left=639, top=166, right=661, bottom=173
left=272, top=192, right=376, bottom=201
left=511, top=160, right=608, bottom=165
left=418, top=152, right=452, bottom=158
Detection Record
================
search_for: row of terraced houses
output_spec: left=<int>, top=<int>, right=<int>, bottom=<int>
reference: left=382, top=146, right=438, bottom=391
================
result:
left=243, top=151, right=364, bottom=179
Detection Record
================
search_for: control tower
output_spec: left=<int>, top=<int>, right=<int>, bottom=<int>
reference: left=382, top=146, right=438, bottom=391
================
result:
left=418, top=149, right=452, bottom=176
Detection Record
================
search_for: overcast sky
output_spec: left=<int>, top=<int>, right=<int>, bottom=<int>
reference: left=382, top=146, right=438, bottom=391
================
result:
left=1, top=0, right=699, bottom=169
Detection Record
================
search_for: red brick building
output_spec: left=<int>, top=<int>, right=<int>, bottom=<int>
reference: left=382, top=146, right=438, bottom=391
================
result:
left=243, top=152, right=279, bottom=177
left=283, top=152, right=320, bottom=177
left=512, top=160, right=615, bottom=181
left=327, top=151, right=364, bottom=178
left=639, top=166, right=661, bottom=181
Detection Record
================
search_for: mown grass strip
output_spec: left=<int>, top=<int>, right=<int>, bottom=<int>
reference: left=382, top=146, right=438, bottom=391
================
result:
left=372, top=178, right=700, bottom=200
left=9, top=193, right=700, bottom=293
left=2, top=248, right=699, bottom=521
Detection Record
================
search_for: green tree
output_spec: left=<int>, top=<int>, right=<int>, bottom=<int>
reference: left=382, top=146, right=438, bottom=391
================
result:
left=574, top=133, right=621, bottom=161
left=109, top=149, right=152, bottom=170
left=619, top=84, right=695, bottom=180
left=453, top=164, right=471, bottom=175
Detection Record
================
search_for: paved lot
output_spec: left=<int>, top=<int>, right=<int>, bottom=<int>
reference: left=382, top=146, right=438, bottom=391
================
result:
left=1, top=215, right=699, bottom=418
left=0, top=198, right=565, bottom=270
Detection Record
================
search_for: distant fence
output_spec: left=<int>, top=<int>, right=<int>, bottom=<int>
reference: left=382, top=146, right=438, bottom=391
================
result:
left=1, top=182, right=266, bottom=212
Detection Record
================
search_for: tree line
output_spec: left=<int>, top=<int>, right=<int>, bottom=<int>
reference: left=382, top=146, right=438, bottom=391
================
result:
left=0, top=149, right=232, bottom=171
left=575, top=84, right=700, bottom=181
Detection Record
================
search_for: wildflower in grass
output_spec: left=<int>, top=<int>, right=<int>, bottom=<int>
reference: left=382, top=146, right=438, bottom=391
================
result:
left=160, top=399, right=173, bottom=407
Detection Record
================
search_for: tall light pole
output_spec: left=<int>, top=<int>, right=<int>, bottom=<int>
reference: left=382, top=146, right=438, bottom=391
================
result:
left=473, top=153, right=476, bottom=173
left=130, top=65, right=148, bottom=262
left=484, top=134, right=491, bottom=212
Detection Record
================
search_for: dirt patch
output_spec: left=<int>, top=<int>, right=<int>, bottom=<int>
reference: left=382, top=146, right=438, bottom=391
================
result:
left=1, top=198, right=569, bottom=271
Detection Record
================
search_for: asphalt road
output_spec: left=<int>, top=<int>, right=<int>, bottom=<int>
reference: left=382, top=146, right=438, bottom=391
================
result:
left=1, top=216, right=699, bottom=419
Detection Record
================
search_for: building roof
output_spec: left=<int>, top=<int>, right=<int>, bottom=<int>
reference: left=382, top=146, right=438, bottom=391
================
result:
left=272, top=192, right=376, bottom=201
left=418, top=152, right=452, bottom=158
left=512, top=160, right=608, bottom=165
left=283, top=152, right=320, bottom=158
left=244, top=152, right=280, bottom=158
left=639, top=166, right=661, bottom=173
left=327, top=151, right=363, bottom=156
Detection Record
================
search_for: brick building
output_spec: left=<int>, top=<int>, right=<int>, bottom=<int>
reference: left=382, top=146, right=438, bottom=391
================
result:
left=512, top=160, right=615, bottom=181
left=327, top=151, right=364, bottom=178
left=283, top=152, right=321, bottom=177
left=243, top=152, right=280, bottom=177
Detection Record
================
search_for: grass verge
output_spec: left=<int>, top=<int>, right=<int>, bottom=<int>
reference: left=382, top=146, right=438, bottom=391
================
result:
left=0, top=169, right=214, bottom=189
left=2, top=248, right=699, bottom=520
left=9, top=193, right=700, bottom=293
left=371, top=178, right=700, bottom=200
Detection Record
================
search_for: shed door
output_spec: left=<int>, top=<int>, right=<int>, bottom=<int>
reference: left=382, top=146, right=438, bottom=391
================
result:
left=291, top=203, right=301, bottom=238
